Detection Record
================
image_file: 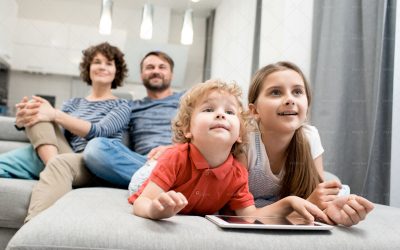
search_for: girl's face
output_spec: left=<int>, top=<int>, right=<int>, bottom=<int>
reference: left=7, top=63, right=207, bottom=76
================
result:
left=89, top=52, right=116, bottom=86
left=186, top=90, right=241, bottom=149
left=249, top=69, right=308, bottom=134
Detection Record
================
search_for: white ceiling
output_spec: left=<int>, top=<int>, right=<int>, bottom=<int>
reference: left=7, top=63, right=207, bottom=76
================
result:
left=16, top=0, right=221, bottom=17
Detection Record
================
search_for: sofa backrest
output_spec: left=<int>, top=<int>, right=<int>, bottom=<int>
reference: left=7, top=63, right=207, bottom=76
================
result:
left=0, top=116, right=29, bottom=142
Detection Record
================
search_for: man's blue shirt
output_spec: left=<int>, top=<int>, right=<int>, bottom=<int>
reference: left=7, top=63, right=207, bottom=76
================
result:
left=128, top=92, right=184, bottom=155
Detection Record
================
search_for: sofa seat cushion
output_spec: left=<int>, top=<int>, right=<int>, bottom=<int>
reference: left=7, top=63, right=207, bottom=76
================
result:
left=7, top=187, right=400, bottom=250
left=0, top=179, right=36, bottom=229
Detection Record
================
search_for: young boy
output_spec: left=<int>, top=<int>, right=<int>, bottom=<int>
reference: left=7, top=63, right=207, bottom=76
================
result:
left=129, top=80, right=330, bottom=222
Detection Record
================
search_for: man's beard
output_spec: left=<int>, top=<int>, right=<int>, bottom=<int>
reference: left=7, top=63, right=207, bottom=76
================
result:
left=143, top=74, right=171, bottom=92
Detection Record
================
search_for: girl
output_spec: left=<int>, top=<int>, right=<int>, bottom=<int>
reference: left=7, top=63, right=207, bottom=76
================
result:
left=245, top=61, right=374, bottom=226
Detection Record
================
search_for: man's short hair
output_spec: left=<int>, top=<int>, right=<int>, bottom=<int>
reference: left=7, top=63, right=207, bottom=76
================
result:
left=140, top=51, right=175, bottom=72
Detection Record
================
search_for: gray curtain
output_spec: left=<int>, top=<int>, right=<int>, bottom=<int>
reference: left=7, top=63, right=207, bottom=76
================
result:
left=310, top=0, right=396, bottom=204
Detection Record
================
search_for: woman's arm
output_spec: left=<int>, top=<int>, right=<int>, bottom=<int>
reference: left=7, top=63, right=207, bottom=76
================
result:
left=84, top=101, right=131, bottom=140
left=22, top=96, right=92, bottom=137
left=22, top=96, right=131, bottom=138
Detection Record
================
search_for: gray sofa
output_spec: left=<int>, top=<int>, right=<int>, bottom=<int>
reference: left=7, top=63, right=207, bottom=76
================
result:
left=1, top=115, right=400, bottom=250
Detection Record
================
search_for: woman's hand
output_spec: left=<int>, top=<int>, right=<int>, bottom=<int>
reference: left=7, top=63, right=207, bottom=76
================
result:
left=15, top=96, right=42, bottom=127
left=307, top=180, right=342, bottom=210
left=23, top=96, right=57, bottom=127
left=324, top=195, right=374, bottom=227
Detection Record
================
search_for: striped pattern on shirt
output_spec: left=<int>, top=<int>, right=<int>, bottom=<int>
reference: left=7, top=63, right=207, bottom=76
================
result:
left=62, top=98, right=131, bottom=153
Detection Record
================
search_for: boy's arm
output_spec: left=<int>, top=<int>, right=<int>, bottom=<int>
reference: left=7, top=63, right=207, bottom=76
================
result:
left=235, top=196, right=331, bottom=223
left=133, top=181, right=188, bottom=220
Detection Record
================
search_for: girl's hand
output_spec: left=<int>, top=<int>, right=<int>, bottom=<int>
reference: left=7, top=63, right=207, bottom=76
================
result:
left=281, top=196, right=333, bottom=224
left=307, top=180, right=342, bottom=209
left=324, top=195, right=374, bottom=227
left=148, top=191, right=188, bottom=220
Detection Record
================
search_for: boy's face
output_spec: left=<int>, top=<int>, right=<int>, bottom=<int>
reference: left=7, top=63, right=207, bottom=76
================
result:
left=186, top=90, right=241, bottom=150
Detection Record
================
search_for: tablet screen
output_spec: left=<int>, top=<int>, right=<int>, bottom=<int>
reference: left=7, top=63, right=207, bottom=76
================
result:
left=206, top=215, right=333, bottom=230
left=217, top=215, right=318, bottom=226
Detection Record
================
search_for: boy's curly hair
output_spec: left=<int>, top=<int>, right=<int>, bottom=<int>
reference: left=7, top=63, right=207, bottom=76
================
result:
left=172, top=79, right=248, bottom=157
left=79, top=42, right=128, bottom=89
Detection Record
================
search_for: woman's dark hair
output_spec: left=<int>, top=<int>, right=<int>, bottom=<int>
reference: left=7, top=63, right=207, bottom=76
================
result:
left=79, top=42, right=128, bottom=89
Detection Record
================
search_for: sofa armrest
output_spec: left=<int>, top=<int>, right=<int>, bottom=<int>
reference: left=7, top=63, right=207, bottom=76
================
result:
left=0, top=116, right=28, bottom=142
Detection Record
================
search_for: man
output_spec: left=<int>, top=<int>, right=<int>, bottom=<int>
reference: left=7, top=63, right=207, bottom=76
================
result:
left=83, top=51, right=183, bottom=188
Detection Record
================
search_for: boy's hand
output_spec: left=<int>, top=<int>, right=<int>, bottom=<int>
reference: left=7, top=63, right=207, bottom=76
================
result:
left=324, top=195, right=374, bottom=227
left=148, top=191, right=188, bottom=220
left=307, top=180, right=342, bottom=209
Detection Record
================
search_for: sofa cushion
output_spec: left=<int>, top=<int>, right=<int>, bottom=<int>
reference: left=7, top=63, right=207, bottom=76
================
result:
left=0, top=141, right=30, bottom=154
left=0, top=178, right=36, bottom=229
left=0, top=116, right=28, bottom=143
left=7, top=187, right=400, bottom=250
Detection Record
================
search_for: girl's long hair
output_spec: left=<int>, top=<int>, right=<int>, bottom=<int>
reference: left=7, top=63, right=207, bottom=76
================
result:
left=248, top=61, right=322, bottom=199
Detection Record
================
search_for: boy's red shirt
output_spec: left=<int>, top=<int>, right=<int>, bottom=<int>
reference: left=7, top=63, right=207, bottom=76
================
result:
left=128, top=143, right=254, bottom=215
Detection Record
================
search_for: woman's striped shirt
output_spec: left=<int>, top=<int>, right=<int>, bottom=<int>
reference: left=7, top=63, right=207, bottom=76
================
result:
left=61, top=98, right=131, bottom=152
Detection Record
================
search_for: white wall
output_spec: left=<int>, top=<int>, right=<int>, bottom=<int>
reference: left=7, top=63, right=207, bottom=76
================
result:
left=211, top=0, right=314, bottom=103
left=211, top=0, right=257, bottom=102
left=8, top=71, right=75, bottom=112
left=0, top=0, right=18, bottom=65
left=169, top=12, right=207, bottom=87
left=390, top=0, right=400, bottom=208
left=259, top=0, right=314, bottom=79
left=5, top=0, right=207, bottom=112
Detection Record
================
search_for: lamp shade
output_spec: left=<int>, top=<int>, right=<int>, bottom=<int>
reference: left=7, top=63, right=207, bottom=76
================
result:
left=181, top=9, right=193, bottom=45
left=140, top=3, right=153, bottom=40
left=99, top=0, right=113, bottom=35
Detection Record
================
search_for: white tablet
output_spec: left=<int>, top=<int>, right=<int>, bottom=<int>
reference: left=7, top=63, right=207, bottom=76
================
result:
left=206, top=215, right=333, bottom=230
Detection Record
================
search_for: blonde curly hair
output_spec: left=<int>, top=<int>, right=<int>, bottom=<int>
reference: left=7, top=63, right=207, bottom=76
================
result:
left=172, top=79, right=248, bottom=157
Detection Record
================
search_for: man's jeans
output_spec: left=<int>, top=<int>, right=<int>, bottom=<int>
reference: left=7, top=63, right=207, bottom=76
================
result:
left=83, top=138, right=146, bottom=188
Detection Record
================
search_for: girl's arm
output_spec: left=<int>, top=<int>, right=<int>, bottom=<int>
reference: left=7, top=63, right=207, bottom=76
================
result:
left=133, top=181, right=188, bottom=220
left=324, top=195, right=374, bottom=226
left=314, top=155, right=324, bottom=179
left=235, top=196, right=331, bottom=223
left=307, top=154, right=342, bottom=209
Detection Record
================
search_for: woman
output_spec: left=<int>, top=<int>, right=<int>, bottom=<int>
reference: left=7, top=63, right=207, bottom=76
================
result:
left=0, top=42, right=131, bottom=221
